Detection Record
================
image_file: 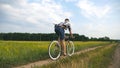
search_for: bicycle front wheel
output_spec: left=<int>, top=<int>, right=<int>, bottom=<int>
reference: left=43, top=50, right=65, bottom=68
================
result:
left=48, top=41, right=61, bottom=60
left=67, top=41, right=74, bottom=56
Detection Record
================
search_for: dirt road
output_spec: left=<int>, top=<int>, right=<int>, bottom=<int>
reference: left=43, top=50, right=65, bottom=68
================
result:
left=109, top=43, right=120, bottom=68
left=14, top=46, right=102, bottom=68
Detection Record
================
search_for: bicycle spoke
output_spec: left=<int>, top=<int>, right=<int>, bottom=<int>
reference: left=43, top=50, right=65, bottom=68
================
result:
left=49, top=41, right=61, bottom=60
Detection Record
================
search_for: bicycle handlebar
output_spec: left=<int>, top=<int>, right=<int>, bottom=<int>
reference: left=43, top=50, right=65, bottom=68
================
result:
left=65, top=36, right=75, bottom=41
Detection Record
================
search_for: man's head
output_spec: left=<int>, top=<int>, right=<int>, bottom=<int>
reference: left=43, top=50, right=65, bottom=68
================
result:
left=65, top=18, right=69, bottom=23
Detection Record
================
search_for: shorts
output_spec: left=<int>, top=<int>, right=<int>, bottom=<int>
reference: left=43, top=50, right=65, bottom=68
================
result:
left=55, top=25, right=65, bottom=40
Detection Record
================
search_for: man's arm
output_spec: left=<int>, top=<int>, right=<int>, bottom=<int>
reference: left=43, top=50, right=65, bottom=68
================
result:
left=68, top=26, right=73, bottom=37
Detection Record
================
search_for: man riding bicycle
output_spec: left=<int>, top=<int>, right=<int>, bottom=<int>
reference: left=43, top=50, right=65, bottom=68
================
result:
left=55, top=18, right=73, bottom=56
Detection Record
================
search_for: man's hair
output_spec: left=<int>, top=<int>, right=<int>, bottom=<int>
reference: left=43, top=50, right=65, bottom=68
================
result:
left=65, top=18, right=69, bottom=21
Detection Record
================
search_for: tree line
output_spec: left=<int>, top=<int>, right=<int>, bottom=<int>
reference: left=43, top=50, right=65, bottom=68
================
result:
left=0, top=33, right=111, bottom=41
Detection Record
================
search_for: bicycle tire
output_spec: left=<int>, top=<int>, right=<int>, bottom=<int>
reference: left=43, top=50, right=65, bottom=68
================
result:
left=48, top=41, right=61, bottom=60
left=67, top=41, right=74, bottom=56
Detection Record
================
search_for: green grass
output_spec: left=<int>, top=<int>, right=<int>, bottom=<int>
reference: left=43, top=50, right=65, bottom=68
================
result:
left=0, top=41, right=111, bottom=68
left=41, top=43, right=117, bottom=68
left=0, top=41, right=50, bottom=68
left=74, top=41, right=110, bottom=51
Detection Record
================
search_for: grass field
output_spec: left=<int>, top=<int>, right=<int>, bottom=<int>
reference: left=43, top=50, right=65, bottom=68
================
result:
left=41, top=43, right=117, bottom=68
left=0, top=41, right=112, bottom=68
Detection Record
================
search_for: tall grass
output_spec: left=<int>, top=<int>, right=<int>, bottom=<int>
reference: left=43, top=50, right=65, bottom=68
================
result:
left=0, top=41, right=49, bottom=68
left=0, top=41, right=111, bottom=68
left=88, top=43, right=117, bottom=68
left=41, top=43, right=117, bottom=68
left=74, top=41, right=110, bottom=52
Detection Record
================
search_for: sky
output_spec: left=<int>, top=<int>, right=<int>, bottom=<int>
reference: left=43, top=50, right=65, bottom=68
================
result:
left=0, top=0, right=120, bottom=39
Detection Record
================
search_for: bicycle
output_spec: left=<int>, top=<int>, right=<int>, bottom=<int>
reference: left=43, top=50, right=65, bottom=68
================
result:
left=48, top=36, right=75, bottom=60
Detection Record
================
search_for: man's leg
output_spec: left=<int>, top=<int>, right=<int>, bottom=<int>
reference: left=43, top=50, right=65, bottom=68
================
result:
left=60, top=39, right=66, bottom=55
left=58, top=27, right=66, bottom=55
left=58, top=37, right=63, bottom=52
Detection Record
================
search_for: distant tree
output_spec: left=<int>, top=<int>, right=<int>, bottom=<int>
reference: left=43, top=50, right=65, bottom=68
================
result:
left=0, top=33, right=111, bottom=41
left=90, top=37, right=98, bottom=41
left=98, top=36, right=110, bottom=41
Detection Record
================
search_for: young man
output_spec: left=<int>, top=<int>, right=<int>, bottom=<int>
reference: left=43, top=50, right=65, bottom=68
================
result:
left=55, top=18, right=73, bottom=56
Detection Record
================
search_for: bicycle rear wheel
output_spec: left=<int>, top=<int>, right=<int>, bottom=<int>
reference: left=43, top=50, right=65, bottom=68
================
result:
left=67, top=41, right=74, bottom=56
left=48, top=41, right=61, bottom=60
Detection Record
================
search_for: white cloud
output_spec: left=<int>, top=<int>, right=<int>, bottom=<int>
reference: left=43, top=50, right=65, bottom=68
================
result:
left=0, top=0, right=72, bottom=33
left=77, top=0, right=111, bottom=19
left=72, top=21, right=120, bottom=39
left=65, top=0, right=77, bottom=2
